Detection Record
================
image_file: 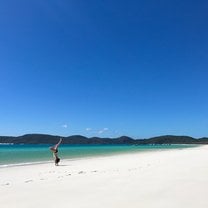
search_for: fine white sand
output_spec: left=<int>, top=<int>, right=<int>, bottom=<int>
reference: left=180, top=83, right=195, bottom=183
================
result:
left=1, top=145, right=208, bottom=208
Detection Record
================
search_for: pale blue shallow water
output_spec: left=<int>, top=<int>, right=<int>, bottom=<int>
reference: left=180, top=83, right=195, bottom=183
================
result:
left=0, top=144, right=197, bottom=167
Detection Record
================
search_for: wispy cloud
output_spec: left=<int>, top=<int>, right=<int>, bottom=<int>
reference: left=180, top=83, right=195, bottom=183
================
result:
left=62, top=124, right=68, bottom=128
left=98, top=128, right=109, bottom=134
left=86, top=128, right=92, bottom=131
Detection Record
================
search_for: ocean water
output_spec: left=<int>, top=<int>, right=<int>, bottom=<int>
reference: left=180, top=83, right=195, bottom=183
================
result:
left=0, top=144, right=197, bottom=167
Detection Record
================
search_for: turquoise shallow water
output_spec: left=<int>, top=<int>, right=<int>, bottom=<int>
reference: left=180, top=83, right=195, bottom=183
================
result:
left=0, top=144, right=197, bottom=167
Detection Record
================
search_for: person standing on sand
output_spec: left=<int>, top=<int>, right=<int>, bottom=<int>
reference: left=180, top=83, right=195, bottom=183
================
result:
left=50, top=138, right=62, bottom=166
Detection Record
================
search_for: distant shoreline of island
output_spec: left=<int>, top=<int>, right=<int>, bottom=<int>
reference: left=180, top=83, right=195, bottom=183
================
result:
left=0, top=134, right=208, bottom=145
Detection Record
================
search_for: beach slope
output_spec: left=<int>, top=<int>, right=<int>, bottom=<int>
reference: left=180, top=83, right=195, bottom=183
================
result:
left=1, top=145, right=208, bottom=208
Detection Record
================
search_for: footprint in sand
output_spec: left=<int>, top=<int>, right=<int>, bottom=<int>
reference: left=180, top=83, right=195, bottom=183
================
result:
left=25, top=180, right=33, bottom=183
left=66, top=173, right=71, bottom=176
left=1, top=182, right=10, bottom=186
left=128, top=168, right=137, bottom=171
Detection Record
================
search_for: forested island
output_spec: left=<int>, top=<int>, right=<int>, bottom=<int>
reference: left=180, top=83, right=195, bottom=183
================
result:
left=1, top=134, right=208, bottom=145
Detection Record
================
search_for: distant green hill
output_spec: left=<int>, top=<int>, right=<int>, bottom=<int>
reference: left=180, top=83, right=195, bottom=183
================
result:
left=136, top=135, right=196, bottom=144
left=0, top=134, right=208, bottom=144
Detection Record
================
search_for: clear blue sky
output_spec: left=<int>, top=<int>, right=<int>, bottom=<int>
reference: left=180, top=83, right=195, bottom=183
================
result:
left=0, top=0, right=208, bottom=138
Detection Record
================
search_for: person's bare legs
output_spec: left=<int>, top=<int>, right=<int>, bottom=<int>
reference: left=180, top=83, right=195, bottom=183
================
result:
left=50, top=138, right=62, bottom=151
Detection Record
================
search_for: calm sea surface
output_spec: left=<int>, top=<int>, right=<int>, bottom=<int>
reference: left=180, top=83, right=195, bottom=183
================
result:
left=0, top=144, right=197, bottom=167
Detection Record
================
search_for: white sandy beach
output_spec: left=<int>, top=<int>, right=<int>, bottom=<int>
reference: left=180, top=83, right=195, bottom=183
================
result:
left=1, top=145, right=208, bottom=208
